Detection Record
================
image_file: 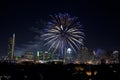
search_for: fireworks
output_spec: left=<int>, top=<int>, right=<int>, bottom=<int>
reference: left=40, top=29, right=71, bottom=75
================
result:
left=41, top=13, right=84, bottom=57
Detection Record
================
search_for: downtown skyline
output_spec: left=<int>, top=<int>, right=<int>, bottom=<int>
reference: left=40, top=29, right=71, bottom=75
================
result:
left=0, top=0, right=120, bottom=55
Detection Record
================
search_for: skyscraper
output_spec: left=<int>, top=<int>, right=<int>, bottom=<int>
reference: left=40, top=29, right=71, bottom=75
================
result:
left=8, top=33, right=15, bottom=60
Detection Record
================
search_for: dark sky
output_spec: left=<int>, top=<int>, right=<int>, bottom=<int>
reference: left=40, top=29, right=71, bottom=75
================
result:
left=0, top=0, right=120, bottom=55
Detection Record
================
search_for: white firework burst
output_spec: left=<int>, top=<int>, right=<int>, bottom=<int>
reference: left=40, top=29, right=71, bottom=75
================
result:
left=41, top=13, right=85, bottom=57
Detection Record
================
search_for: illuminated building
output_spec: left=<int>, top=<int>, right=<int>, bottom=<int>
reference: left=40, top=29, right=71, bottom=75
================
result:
left=23, top=52, right=34, bottom=60
left=7, top=33, right=15, bottom=60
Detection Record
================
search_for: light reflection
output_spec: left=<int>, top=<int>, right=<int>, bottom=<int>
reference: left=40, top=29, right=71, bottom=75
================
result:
left=94, top=71, right=97, bottom=75
left=113, top=70, right=116, bottom=73
left=87, top=61, right=93, bottom=64
left=74, top=66, right=84, bottom=71
left=86, top=71, right=92, bottom=76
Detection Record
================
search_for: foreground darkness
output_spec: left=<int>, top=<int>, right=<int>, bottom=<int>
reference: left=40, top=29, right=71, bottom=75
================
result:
left=0, top=62, right=120, bottom=80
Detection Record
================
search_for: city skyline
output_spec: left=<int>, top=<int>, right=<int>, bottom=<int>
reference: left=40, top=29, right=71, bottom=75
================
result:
left=0, top=0, right=120, bottom=55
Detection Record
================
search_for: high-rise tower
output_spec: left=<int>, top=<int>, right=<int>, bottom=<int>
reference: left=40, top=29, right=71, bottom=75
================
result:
left=8, top=33, right=15, bottom=60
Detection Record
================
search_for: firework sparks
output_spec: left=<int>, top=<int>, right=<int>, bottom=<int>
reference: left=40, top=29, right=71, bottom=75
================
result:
left=41, top=13, right=85, bottom=57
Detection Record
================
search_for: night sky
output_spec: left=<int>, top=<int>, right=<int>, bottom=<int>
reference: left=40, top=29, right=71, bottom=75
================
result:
left=0, top=0, right=120, bottom=55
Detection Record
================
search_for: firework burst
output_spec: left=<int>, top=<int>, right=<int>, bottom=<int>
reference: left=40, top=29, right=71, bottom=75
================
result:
left=41, top=13, right=84, bottom=57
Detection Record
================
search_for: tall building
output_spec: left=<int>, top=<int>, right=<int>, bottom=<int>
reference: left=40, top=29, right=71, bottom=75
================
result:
left=8, top=33, right=15, bottom=60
